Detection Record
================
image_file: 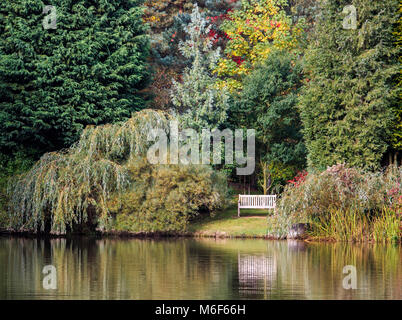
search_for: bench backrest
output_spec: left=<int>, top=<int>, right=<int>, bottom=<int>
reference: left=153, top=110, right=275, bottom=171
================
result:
left=238, top=195, right=276, bottom=209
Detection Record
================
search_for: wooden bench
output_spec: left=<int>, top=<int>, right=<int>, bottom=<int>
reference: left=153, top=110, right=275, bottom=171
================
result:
left=238, top=195, right=276, bottom=217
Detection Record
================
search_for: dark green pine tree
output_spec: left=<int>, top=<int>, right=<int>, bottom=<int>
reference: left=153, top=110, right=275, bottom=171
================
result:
left=299, top=0, right=400, bottom=170
left=0, top=0, right=150, bottom=160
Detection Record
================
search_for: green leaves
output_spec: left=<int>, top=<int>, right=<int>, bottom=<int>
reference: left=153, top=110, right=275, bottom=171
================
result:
left=7, top=109, right=228, bottom=234
left=235, top=50, right=306, bottom=167
left=0, top=0, right=151, bottom=159
left=299, top=0, right=400, bottom=170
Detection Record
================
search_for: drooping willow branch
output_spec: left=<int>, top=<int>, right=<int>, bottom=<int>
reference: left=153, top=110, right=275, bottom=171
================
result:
left=8, top=109, right=172, bottom=233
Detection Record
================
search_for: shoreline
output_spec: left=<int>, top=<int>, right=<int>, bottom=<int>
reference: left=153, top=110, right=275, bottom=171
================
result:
left=1, top=229, right=400, bottom=244
left=0, top=228, right=289, bottom=240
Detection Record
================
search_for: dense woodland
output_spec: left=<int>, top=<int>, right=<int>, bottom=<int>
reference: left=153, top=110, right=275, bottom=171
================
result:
left=0, top=0, right=400, bottom=238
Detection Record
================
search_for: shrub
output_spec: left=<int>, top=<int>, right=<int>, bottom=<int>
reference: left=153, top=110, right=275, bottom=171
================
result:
left=0, top=182, right=8, bottom=229
left=7, top=109, right=229, bottom=234
left=271, top=164, right=402, bottom=241
left=107, top=158, right=228, bottom=233
left=0, top=201, right=7, bottom=229
left=0, top=152, right=35, bottom=229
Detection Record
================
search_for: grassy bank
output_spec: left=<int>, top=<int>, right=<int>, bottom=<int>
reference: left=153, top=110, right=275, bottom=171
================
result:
left=187, top=205, right=272, bottom=238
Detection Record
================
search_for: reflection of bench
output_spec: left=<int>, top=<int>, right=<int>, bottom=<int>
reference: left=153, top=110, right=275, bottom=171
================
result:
left=238, top=195, right=276, bottom=217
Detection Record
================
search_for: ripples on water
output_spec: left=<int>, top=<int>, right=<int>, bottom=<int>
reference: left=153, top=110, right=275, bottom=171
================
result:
left=0, top=236, right=400, bottom=300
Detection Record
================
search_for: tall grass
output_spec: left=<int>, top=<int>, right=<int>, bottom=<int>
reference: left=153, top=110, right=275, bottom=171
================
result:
left=372, top=208, right=401, bottom=243
left=309, top=207, right=401, bottom=242
left=272, top=164, right=402, bottom=242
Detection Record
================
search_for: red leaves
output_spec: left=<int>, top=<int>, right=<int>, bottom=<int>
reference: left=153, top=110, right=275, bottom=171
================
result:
left=223, top=32, right=231, bottom=40
left=207, top=13, right=229, bottom=23
left=231, top=55, right=244, bottom=66
left=205, top=8, right=233, bottom=44
left=208, top=29, right=217, bottom=38
left=270, top=20, right=281, bottom=28
left=287, top=170, right=308, bottom=187
left=387, top=184, right=401, bottom=215
left=387, top=185, right=400, bottom=197
left=207, top=28, right=231, bottom=44
left=208, top=29, right=220, bottom=44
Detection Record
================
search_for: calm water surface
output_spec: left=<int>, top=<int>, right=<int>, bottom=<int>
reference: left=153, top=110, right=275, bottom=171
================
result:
left=0, top=236, right=400, bottom=299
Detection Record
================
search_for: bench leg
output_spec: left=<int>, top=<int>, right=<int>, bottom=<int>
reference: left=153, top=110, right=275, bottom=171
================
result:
left=238, top=204, right=240, bottom=217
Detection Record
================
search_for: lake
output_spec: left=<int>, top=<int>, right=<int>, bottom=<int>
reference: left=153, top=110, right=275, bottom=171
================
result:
left=0, top=236, right=400, bottom=299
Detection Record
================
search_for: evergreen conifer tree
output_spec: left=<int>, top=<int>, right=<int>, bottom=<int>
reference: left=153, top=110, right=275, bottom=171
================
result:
left=299, top=0, right=400, bottom=170
left=171, top=4, right=230, bottom=131
left=0, top=0, right=150, bottom=159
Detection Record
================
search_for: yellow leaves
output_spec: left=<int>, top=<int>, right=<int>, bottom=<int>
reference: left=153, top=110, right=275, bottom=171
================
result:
left=214, top=0, right=303, bottom=91
left=144, top=15, right=160, bottom=23
left=215, top=78, right=242, bottom=94
left=214, top=59, right=230, bottom=77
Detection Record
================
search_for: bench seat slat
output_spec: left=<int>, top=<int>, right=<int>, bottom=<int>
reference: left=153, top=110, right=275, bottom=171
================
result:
left=238, top=195, right=276, bottom=217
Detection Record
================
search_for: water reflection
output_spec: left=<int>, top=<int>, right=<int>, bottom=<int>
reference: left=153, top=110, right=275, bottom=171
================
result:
left=0, top=236, right=400, bottom=299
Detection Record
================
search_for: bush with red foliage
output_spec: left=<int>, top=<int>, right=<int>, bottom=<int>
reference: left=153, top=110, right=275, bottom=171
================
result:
left=287, top=170, right=308, bottom=187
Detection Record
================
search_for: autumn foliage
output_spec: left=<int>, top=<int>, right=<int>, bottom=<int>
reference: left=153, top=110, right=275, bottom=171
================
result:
left=214, top=0, right=305, bottom=91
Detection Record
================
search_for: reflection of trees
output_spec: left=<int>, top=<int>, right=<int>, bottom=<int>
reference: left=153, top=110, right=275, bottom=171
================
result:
left=0, top=238, right=238, bottom=299
left=0, top=237, right=400, bottom=299
left=303, top=243, right=402, bottom=299
left=0, top=238, right=55, bottom=299
left=235, top=241, right=401, bottom=299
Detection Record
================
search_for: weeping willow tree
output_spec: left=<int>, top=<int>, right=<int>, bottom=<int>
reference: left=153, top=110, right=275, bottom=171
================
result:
left=7, top=109, right=228, bottom=234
